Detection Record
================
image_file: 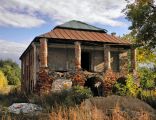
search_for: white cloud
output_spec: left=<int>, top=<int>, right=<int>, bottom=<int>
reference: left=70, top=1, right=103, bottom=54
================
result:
left=0, top=3, right=45, bottom=28
left=0, top=39, right=29, bottom=64
left=0, top=0, right=132, bottom=27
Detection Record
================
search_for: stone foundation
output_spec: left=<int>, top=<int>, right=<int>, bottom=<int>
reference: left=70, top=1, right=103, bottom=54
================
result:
left=35, top=69, right=130, bottom=95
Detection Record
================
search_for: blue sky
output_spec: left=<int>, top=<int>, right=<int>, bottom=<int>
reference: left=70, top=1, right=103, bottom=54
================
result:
left=0, top=0, right=134, bottom=64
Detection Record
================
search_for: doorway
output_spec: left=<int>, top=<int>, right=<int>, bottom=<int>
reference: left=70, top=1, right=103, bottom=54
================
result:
left=84, top=77, right=104, bottom=96
left=81, top=51, right=90, bottom=71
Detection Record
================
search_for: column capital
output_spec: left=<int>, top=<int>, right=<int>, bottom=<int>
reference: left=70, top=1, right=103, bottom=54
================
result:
left=74, top=41, right=81, bottom=45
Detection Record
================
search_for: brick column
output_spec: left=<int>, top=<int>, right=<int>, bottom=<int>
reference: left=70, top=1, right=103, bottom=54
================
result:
left=39, top=38, right=48, bottom=68
left=36, top=38, right=53, bottom=95
left=75, top=41, right=81, bottom=70
left=131, top=47, right=136, bottom=72
left=104, top=45, right=111, bottom=71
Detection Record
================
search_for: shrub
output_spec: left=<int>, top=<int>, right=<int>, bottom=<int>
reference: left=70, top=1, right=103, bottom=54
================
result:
left=113, top=74, right=139, bottom=97
left=138, top=89, right=156, bottom=109
left=139, top=67, right=156, bottom=89
left=103, top=70, right=117, bottom=96
left=71, top=71, right=86, bottom=86
left=34, top=86, right=93, bottom=109
left=0, top=70, right=8, bottom=90
left=64, top=86, right=93, bottom=106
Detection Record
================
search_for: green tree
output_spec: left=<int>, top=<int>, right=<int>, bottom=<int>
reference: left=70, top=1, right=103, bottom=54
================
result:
left=122, top=34, right=156, bottom=66
left=0, top=59, right=21, bottom=85
left=124, top=0, right=156, bottom=49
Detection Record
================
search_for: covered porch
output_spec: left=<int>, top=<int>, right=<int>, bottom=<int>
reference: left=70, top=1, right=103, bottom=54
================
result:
left=38, top=38, right=136, bottom=73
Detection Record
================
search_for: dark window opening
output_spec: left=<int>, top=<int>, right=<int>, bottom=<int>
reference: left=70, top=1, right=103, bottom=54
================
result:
left=84, top=77, right=104, bottom=96
left=81, top=52, right=90, bottom=71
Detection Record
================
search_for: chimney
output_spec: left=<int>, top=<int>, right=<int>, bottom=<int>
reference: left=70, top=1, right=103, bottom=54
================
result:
left=111, top=32, right=116, bottom=36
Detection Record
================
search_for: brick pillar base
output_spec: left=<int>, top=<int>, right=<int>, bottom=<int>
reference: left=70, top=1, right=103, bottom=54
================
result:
left=35, top=67, right=53, bottom=95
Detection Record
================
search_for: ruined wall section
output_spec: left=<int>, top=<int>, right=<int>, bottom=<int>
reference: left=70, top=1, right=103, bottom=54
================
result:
left=21, top=46, right=34, bottom=93
left=48, top=47, right=75, bottom=71
left=91, top=50, right=104, bottom=72
left=119, top=50, right=129, bottom=75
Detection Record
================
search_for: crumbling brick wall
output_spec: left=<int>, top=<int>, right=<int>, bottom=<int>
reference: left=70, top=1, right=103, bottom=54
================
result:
left=35, top=67, right=53, bottom=95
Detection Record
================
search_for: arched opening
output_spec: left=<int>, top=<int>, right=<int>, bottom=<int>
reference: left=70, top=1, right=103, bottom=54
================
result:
left=112, top=77, right=127, bottom=93
left=116, top=77, right=127, bottom=85
left=84, top=76, right=104, bottom=96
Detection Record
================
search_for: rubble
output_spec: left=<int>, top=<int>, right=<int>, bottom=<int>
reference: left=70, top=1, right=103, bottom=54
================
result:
left=8, top=103, right=42, bottom=114
left=35, top=68, right=126, bottom=95
left=51, top=79, right=72, bottom=92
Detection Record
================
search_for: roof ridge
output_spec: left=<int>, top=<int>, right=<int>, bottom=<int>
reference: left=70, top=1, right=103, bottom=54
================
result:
left=54, top=20, right=107, bottom=32
left=70, top=20, right=107, bottom=31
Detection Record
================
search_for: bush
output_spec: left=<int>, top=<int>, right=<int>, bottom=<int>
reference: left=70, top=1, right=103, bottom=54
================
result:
left=0, top=70, right=8, bottom=90
left=34, top=86, right=93, bottom=109
left=103, top=70, right=117, bottom=96
left=138, top=89, right=156, bottom=109
left=138, top=68, right=156, bottom=89
left=113, top=74, right=139, bottom=97
left=71, top=71, right=86, bottom=86
left=64, top=86, right=93, bottom=106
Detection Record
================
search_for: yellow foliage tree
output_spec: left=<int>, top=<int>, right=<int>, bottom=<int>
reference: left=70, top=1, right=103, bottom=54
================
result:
left=0, top=70, right=8, bottom=89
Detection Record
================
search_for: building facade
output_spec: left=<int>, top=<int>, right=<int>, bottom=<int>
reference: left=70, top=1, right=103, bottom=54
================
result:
left=20, top=20, right=136, bottom=93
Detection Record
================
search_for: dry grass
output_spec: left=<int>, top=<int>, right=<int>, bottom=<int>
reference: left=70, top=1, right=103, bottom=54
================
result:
left=0, top=105, right=154, bottom=120
left=0, top=88, right=156, bottom=120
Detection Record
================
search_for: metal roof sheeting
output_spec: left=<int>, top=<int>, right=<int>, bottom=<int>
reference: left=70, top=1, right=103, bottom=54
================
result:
left=40, top=28, right=131, bottom=44
left=54, top=20, right=107, bottom=32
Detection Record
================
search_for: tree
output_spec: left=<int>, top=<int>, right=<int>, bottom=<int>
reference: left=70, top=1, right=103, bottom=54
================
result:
left=122, top=34, right=156, bottom=66
left=124, top=0, right=156, bottom=49
left=0, top=70, right=8, bottom=89
left=0, top=59, right=21, bottom=85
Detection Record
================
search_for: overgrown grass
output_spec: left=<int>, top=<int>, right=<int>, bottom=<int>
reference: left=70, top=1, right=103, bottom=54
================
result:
left=0, top=86, right=92, bottom=109
left=0, top=103, right=154, bottom=120
left=0, top=84, right=156, bottom=120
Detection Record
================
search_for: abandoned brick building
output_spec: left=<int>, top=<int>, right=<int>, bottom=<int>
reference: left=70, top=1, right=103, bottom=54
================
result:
left=20, top=20, right=136, bottom=94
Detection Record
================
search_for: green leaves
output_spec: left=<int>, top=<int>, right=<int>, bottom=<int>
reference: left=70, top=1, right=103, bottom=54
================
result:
left=139, top=67, right=156, bottom=89
left=0, top=59, right=21, bottom=85
left=113, top=74, right=139, bottom=97
left=124, top=0, right=156, bottom=49
left=0, top=70, right=8, bottom=89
